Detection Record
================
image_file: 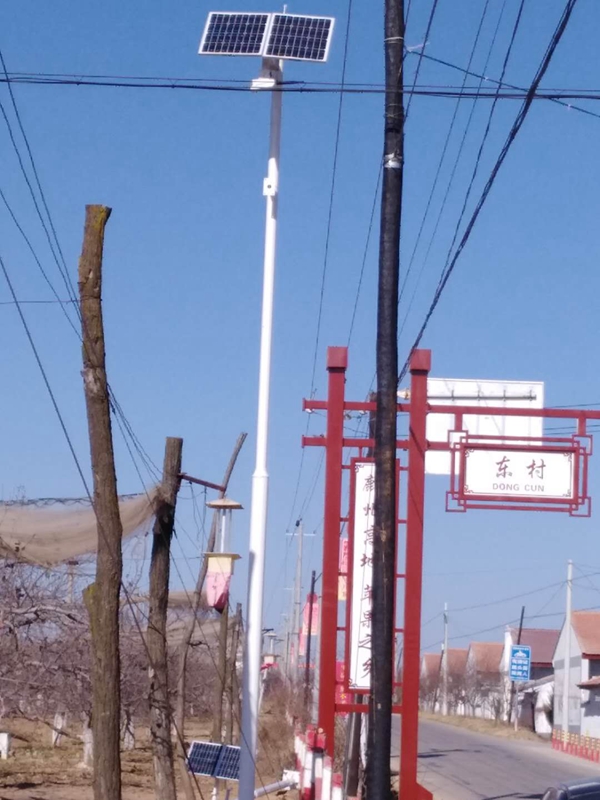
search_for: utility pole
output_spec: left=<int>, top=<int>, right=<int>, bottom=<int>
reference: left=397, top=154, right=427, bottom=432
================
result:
left=226, top=603, right=243, bottom=744
left=292, top=519, right=304, bottom=681
left=370, top=0, right=405, bottom=790
left=441, top=603, right=449, bottom=716
left=78, top=204, right=123, bottom=800
left=304, top=571, right=317, bottom=709
left=147, top=437, right=182, bottom=800
left=512, top=605, right=525, bottom=732
left=562, top=560, right=573, bottom=738
left=67, top=560, right=79, bottom=605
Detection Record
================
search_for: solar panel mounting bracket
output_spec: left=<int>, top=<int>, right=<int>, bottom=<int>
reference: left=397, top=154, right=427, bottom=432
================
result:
left=251, top=57, right=282, bottom=91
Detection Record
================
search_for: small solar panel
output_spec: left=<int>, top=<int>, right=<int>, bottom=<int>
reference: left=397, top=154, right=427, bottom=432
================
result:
left=264, top=14, right=334, bottom=62
left=214, top=745, right=241, bottom=781
left=187, top=741, right=222, bottom=776
left=200, top=12, right=270, bottom=56
left=187, top=742, right=242, bottom=781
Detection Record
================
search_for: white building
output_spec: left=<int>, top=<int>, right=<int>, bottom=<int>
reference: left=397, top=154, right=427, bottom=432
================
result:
left=553, top=610, right=600, bottom=738
left=465, top=642, right=504, bottom=719
left=419, top=653, right=441, bottom=711
left=501, top=626, right=559, bottom=735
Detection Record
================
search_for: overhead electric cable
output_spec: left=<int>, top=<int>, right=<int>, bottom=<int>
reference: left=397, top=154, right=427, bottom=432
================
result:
left=415, top=51, right=600, bottom=122
left=0, top=47, right=78, bottom=306
left=433, top=0, right=527, bottom=297
left=3, top=72, right=600, bottom=100
left=398, top=0, right=496, bottom=309
left=398, top=0, right=580, bottom=383
left=403, top=0, right=440, bottom=121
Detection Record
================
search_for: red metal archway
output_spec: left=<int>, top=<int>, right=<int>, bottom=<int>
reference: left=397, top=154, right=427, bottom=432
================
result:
left=304, top=346, right=599, bottom=800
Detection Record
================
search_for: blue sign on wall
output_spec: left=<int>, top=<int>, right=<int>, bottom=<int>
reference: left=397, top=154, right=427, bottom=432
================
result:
left=509, top=644, right=531, bottom=681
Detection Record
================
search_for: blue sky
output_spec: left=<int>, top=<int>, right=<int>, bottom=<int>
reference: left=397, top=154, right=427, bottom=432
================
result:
left=2, top=0, right=600, bottom=652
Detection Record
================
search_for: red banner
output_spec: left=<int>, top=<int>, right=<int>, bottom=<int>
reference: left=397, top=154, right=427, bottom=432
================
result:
left=336, top=661, right=349, bottom=714
left=299, top=592, right=319, bottom=657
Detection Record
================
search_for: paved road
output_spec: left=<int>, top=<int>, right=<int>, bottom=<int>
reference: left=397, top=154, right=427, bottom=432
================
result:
left=391, top=718, right=600, bottom=800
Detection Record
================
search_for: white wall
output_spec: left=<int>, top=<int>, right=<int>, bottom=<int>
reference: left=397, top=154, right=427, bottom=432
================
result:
left=553, top=621, right=583, bottom=733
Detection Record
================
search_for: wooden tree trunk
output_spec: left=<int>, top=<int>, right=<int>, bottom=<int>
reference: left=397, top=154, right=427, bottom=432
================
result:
left=79, top=204, right=123, bottom=800
left=147, top=437, right=183, bottom=800
left=174, top=433, right=246, bottom=800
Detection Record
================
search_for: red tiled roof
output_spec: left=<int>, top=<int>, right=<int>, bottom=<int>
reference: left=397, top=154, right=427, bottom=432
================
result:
left=421, top=653, right=441, bottom=677
left=446, top=648, right=468, bottom=675
left=509, top=627, right=560, bottom=666
left=578, top=676, right=600, bottom=689
left=469, top=642, right=503, bottom=674
left=572, top=611, right=600, bottom=657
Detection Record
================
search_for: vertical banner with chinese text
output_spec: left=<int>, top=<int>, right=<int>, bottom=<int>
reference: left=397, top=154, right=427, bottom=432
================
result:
left=348, top=461, right=374, bottom=691
left=299, top=593, right=320, bottom=658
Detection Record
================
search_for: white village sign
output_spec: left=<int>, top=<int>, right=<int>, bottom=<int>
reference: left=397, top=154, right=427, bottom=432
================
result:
left=463, top=447, right=575, bottom=501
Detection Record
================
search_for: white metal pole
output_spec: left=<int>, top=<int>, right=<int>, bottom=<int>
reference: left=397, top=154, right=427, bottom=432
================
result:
left=442, top=602, right=448, bottom=716
left=219, top=510, right=226, bottom=554
left=239, top=71, right=283, bottom=800
left=562, top=559, right=573, bottom=737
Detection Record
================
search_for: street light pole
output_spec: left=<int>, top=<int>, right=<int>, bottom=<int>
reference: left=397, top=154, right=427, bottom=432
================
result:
left=239, top=65, right=283, bottom=800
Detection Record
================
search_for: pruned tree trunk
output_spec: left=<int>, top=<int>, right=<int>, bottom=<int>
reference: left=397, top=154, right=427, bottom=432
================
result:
left=147, top=437, right=183, bottom=800
left=174, top=433, right=246, bottom=800
left=79, top=204, right=123, bottom=800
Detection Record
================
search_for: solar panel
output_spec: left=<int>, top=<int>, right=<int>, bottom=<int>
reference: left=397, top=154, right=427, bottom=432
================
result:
left=199, top=12, right=270, bottom=56
left=214, top=745, right=241, bottom=781
left=187, top=741, right=222, bottom=776
left=264, top=14, right=334, bottom=62
left=187, top=742, right=241, bottom=781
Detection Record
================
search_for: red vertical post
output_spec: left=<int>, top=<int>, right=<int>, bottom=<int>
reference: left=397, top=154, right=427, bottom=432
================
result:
left=318, top=346, right=347, bottom=755
left=400, top=349, right=430, bottom=800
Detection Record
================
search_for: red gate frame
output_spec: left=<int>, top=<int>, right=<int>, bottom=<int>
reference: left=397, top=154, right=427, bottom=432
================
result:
left=303, top=347, right=600, bottom=800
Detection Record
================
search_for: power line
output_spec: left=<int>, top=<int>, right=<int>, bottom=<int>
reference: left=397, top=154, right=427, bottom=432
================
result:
left=434, top=0, right=527, bottom=296
left=308, top=0, right=354, bottom=399
left=403, top=0, right=441, bottom=121
left=398, top=0, right=497, bottom=311
left=450, top=578, right=564, bottom=613
left=4, top=72, right=600, bottom=101
left=414, top=51, right=600, bottom=122
left=289, top=0, right=354, bottom=531
left=398, top=0, right=580, bottom=383
left=0, top=48, right=78, bottom=307
left=0, top=68, right=266, bottom=791
left=347, top=166, right=382, bottom=346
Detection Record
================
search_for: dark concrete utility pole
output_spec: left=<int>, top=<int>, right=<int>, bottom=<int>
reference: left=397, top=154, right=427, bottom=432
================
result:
left=369, top=0, right=405, bottom=797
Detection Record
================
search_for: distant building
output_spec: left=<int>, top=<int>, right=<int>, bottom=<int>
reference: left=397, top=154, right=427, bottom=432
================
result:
left=465, top=642, right=504, bottom=719
left=419, top=653, right=441, bottom=711
left=440, top=647, right=469, bottom=715
left=501, top=627, right=560, bottom=734
left=553, top=610, right=600, bottom=739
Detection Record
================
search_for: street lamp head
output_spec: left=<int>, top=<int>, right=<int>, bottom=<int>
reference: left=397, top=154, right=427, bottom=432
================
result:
left=206, top=496, right=243, bottom=511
